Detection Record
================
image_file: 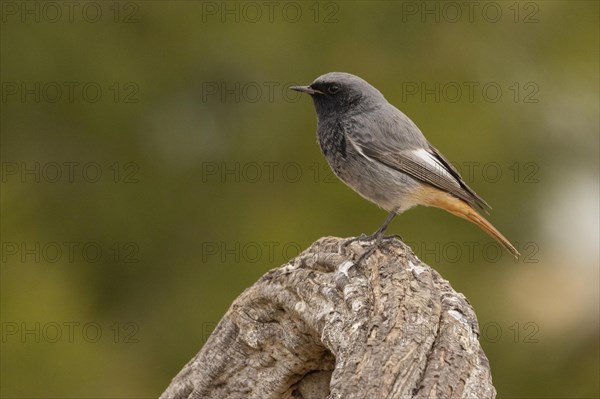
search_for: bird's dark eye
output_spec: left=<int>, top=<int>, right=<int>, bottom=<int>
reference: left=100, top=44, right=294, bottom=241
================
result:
left=328, top=85, right=340, bottom=95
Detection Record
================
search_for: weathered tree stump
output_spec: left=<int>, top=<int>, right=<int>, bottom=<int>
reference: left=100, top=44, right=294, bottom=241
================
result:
left=161, top=237, right=496, bottom=399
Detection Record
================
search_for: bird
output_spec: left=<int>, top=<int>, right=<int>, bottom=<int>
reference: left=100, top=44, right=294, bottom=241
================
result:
left=291, top=72, right=520, bottom=259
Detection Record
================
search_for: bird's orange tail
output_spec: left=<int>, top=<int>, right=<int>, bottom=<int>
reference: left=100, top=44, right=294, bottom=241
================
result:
left=411, top=186, right=520, bottom=259
left=452, top=204, right=520, bottom=259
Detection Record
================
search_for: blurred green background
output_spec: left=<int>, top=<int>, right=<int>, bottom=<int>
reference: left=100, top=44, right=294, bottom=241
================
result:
left=1, top=1, right=598, bottom=398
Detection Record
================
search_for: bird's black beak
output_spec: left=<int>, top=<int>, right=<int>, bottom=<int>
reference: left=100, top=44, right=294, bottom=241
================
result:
left=290, top=85, right=323, bottom=95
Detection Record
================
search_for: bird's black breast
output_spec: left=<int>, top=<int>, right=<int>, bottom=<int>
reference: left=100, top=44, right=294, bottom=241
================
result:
left=317, top=118, right=347, bottom=159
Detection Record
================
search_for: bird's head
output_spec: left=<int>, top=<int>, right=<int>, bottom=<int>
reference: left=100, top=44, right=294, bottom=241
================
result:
left=291, top=72, right=385, bottom=118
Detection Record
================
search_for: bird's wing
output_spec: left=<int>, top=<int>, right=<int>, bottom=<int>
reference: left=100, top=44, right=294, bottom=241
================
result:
left=344, top=109, right=490, bottom=212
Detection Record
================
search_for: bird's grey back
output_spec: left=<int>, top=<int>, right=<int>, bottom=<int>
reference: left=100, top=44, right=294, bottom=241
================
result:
left=345, top=102, right=429, bottom=152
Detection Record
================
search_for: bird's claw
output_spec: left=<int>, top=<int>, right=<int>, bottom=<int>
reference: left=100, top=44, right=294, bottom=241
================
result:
left=342, top=233, right=403, bottom=268
left=342, top=234, right=368, bottom=248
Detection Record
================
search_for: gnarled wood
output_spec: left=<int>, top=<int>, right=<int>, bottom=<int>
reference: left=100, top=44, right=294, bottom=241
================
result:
left=161, top=237, right=496, bottom=399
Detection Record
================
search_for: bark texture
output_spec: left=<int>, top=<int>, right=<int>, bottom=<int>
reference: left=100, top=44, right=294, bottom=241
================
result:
left=161, top=237, right=496, bottom=399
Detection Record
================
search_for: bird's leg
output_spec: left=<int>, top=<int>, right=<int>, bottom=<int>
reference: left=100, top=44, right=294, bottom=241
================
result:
left=346, top=210, right=399, bottom=244
left=371, top=210, right=400, bottom=243
left=343, top=210, right=401, bottom=248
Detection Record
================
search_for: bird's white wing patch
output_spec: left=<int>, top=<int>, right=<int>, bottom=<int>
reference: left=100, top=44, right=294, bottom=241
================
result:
left=413, top=148, right=455, bottom=180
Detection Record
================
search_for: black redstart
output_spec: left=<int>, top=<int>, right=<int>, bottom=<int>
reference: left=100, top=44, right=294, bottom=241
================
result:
left=291, top=72, right=520, bottom=258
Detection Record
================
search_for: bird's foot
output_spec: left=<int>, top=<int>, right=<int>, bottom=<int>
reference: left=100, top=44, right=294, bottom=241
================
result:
left=342, top=232, right=402, bottom=267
